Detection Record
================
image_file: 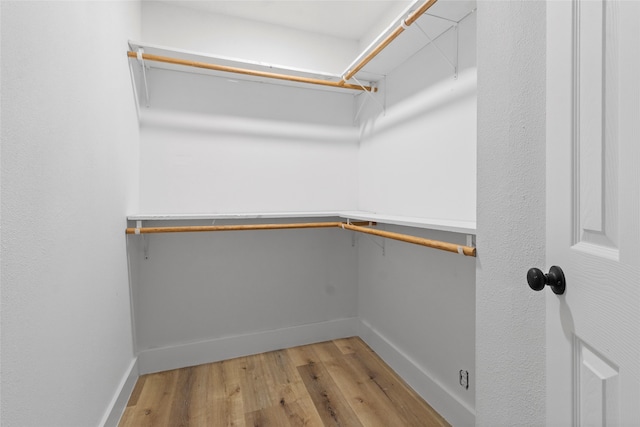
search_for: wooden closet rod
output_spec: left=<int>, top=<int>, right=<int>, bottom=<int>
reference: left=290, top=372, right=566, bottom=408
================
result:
left=341, top=222, right=476, bottom=257
left=127, top=52, right=377, bottom=92
left=126, top=221, right=346, bottom=235
left=341, top=0, right=439, bottom=83
left=126, top=220, right=475, bottom=257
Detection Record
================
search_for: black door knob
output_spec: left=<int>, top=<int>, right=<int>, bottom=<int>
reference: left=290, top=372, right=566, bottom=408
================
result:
left=527, top=266, right=566, bottom=295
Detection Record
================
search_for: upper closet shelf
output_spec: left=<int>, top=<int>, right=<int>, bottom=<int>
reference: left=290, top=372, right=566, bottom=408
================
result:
left=127, top=41, right=377, bottom=94
left=127, top=210, right=476, bottom=235
left=343, top=0, right=475, bottom=82
left=127, top=0, right=475, bottom=97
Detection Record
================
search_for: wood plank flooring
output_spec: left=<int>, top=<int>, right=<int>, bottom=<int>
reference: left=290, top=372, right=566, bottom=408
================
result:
left=119, top=337, right=451, bottom=427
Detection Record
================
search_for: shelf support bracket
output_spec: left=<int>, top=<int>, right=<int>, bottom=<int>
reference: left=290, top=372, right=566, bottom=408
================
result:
left=414, top=21, right=458, bottom=79
left=354, top=76, right=384, bottom=113
left=136, top=48, right=150, bottom=107
left=352, top=75, right=385, bottom=124
left=344, top=218, right=383, bottom=254
left=355, top=223, right=385, bottom=256
left=363, top=233, right=386, bottom=256
left=423, top=12, right=459, bottom=24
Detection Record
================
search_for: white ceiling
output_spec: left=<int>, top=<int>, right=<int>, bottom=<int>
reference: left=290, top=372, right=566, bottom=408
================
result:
left=157, top=1, right=414, bottom=41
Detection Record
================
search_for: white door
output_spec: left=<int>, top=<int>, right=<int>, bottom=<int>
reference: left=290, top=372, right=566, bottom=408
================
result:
left=546, top=0, right=640, bottom=426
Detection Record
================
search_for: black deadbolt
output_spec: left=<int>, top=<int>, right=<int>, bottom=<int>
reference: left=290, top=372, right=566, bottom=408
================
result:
left=527, top=266, right=566, bottom=295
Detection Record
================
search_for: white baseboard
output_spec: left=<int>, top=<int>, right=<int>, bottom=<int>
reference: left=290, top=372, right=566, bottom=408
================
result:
left=100, top=357, right=139, bottom=427
left=357, top=319, right=475, bottom=427
left=137, top=317, right=359, bottom=375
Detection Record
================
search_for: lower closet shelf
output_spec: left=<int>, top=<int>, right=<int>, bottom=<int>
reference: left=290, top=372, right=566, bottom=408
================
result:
left=126, top=211, right=476, bottom=257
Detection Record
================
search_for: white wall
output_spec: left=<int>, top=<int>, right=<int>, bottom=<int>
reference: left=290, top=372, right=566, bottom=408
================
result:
left=358, top=13, right=477, bottom=222
left=136, top=2, right=360, bottom=214
left=137, top=73, right=359, bottom=213
left=357, top=226, right=476, bottom=423
left=476, top=1, right=546, bottom=426
left=139, top=112, right=359, bottom=213
left=145, top=69, right=357, bottom=126
left=130, top=1, right=361, bottom=374
left=354, top=13, right=477, bottom=426
left=1, top=2, right=140, bottom=427
left=141, top=1, right=359, bottom=74
left=357, top=73, right=476, bottom=221
left=129, top=223, right=359, bottom=373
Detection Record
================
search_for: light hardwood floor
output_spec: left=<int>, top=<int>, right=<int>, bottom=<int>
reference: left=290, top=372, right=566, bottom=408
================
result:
left=119, top=337, right=451, bottom=427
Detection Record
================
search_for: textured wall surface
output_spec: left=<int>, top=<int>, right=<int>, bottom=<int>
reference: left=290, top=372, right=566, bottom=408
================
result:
left=476, top=1, right=547, bottom=426
left=1, top=2, right=140, bottom=426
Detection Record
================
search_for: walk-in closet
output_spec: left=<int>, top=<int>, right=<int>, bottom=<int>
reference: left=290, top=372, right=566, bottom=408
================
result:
left=3, top=0, right=571, bottom=426
left=124, top=0, right=476, bottom=425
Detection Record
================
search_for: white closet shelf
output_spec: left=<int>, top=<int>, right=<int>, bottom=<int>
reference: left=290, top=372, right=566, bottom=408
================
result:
left=127, top=211, right=476, bottom=235
left=339, top=211, right=475, bottom=235
left=128, top=0, right=477, bottom=98
left=128, top=41, right=376, bottom=94
left=126, top=211, right=341, bottom=221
